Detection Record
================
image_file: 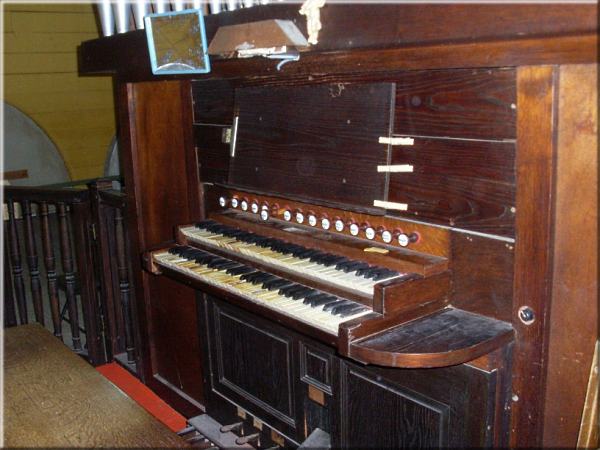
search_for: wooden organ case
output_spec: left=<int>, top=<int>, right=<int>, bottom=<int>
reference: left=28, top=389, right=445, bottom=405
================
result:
left=79, top=4, right=597, bottom=449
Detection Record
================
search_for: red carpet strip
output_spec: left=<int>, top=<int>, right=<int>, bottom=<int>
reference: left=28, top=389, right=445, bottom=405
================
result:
left=96, top=362, right=187, bottom=432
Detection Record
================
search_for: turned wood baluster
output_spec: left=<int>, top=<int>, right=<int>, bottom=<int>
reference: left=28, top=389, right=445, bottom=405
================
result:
left=40, top=202, right=63, bottom=340
left=57, top=202, right=82, bottom=351
left=7, top=200, right=28, bottom=324
left=22, top=200, right=44, bottom=325
left=115, top=208, right=136, bottom=363
left=3, top=227, right=17, bottom=328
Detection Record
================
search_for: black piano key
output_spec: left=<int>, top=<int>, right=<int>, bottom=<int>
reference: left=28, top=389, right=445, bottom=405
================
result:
left=331, top=302, right=361, bottom=316
left=296, top=249, right=321, bottom=259
left=363, top=267, right=388, bottom=279
left=195, top=254, right=216, bottom=264
left=227, top=266, right=255, bottom=276
left=355, top=265, right=376, bottom=277
left=335, top=260, right=358, bottom=270
left=194, top=220, right=217, bottom=229
left=264, top=279, right=294, bottom=291
left=292, top=287, right=316, bottom=300
left=319, top=255, right=348, bottom=267
left=310, top=295, right=338, bottom=307
left=323, top=299, right=352, bottom=312
left=210, top=260, right=237, bottom=269
left=303, top=292, right=327, bottom=305
left=279, top=284, right=301, bottom=296
left=373, top=269, right=399, bottom=281
left=308, top=252, right=329, bottom=263
left=344, top=262, right=371, bottom=273
left=251, top=273, right=275, bottom=284
left=337, top=305, right=369, bottom=317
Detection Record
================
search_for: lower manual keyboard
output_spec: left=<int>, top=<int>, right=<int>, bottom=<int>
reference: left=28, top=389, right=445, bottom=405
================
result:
left=153, top=245, right=372, bottom=336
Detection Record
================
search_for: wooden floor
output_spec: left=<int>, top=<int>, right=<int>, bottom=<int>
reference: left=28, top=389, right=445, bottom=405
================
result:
left=4, top=324, right=188, bottom=448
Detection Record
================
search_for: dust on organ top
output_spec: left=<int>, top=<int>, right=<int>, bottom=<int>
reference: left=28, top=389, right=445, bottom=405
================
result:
left=148, top=78, right=515, bottom=368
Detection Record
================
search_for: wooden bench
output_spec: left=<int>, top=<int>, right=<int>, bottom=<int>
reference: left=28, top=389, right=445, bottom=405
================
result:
left=4, top=324, right=188, bottom=448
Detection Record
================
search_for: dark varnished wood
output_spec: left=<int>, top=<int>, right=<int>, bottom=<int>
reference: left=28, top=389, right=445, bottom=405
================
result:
left=542, top=64, right=598, bottom=448
left=374, top=271, right=451, bottom=315
left=393, top=68, right=516, bottom=140
left=334, top=356, right=506, bottom=448
left=192, top=79, right=235, bottom=125
left=79, top=4, right=597, bottom=80
left=7, top=201, right=27, bottom=325
left=510, top=65, right=556, bottom=448
left=4, top=324, right=188, bottom=448
left=22, top=201, right=44, bottom=325
left=117, top=81, right=205, bottom=411
left=194, top=125, right=231, bottom=184
left=348, top=307, right=514, bottom=369
left=39, top=202, right=62, bottom=339
left=229, top=83, right=394, bottom=208
left=57, top=202, right=82, bottom=351
left=387, top=138, right=516, bottom=236
left=71, top=201, right=105, bottom=364
left=450, top=233, right=514, bottom=322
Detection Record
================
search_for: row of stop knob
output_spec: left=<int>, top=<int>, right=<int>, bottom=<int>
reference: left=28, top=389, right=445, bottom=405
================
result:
left=219, top=196, right=420, bottom=247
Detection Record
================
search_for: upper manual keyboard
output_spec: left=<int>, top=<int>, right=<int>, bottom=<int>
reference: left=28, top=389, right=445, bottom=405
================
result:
left=179, top=221, right=406, bottom=296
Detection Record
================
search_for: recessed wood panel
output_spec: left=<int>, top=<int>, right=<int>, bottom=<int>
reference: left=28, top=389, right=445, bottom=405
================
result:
left=149, top=276, right=203, bottom=404
left=191, top=79, right=235, bottom=125
left=387, top=137, right=516, bottom=236
left=394, top=68, right=516, bottom=140
left=194, top=125, right=230, bottom=183
left=229, top=83, right=394, bottom=208
left=212, top=302, right=296, bottom=426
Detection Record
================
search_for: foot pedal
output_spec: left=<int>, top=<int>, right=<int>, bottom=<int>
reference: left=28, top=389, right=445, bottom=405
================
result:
left=187, top=414, right=254, bottom=448
left=298, top=428, right=330, bottom=450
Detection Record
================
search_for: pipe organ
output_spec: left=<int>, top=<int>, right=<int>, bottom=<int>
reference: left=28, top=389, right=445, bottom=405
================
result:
left=80, top=3, right=597, bottom=448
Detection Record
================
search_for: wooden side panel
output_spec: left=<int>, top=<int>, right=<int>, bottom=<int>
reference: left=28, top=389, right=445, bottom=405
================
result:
left=387, top=138, right=516, bottom=236
left=542, top=64, right=598, bottom=448
left=450, top=233, right=514, bottom=321
left=510, top=66, right=556, bottom=448
left=394, top=68, right=516, bottom=140
left=229, top=83, right=394, bottom=208
left=120, top=81, right=204, bottom=412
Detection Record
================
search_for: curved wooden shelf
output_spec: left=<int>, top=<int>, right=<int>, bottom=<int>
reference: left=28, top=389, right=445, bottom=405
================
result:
left=348, top=307, right=514, bottom=368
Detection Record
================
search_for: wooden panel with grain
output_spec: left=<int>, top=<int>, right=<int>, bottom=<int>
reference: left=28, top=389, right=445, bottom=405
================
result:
left=510, top=65, right=556, bottom=449
left=450, top=233, right=514, bottom=322
left=194, top=125, right=230, bottom=183
left=542, top=64, right=598, bottom=449
left=335, top=357, right=503, bottom=448
left=4, top=324, right=188, bottom=448
left=347, top=308, right=513, bottom=369
left=191, top=79, right=235, bottom=125
left=229, top=83, right=394, bottom=208
left=386, top=137, right=516, bottom=236
left=394, top=68, right=516, bottom=140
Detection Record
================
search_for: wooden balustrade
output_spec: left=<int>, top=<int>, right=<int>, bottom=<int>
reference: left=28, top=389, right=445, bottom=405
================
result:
left=3, top=178, right=136, bottom=370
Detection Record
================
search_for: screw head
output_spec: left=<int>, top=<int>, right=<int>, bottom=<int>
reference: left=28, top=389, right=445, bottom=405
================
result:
left=518, top=306, right=535, bottom=325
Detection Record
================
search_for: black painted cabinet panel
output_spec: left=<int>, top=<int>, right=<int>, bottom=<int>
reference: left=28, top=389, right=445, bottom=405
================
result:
left=334, top=360, right=499, bottom=448
left=204, top=297, right=301, bottom=439
left=199, top=295, right=509, bottom=448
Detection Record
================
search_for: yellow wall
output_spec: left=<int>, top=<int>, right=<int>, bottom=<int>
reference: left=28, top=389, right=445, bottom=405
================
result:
left=3, top=3, right=116, bottom=180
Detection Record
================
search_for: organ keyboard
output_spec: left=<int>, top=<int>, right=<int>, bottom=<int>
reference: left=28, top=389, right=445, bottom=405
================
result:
left=153, top=245, right=372, bottom=335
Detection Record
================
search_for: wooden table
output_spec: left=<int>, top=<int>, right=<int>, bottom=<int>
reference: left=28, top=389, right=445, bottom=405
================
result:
left=4, top=324, right=189, bottom=448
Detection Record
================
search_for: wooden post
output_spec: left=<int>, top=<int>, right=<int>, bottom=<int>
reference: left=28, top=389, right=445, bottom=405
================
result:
left=115, top=207, right=136, bottom=364
left=22, top=200, right=44, bottom=325
left=3, top=229, right=17, bottom=328
left=71, top=200, right=106, bottom=365
left=40, top=202, right=63, bottom=340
